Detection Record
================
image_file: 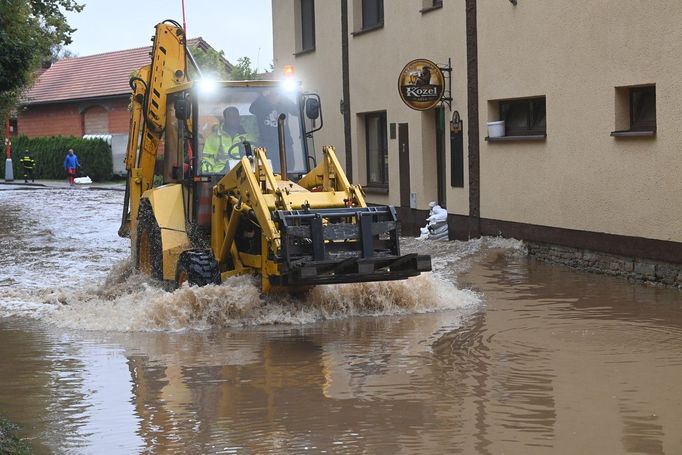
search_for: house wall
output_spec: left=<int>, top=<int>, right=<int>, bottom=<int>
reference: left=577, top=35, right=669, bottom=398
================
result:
left=273, top=1, right=682, bottom=263
left=18, top=103, right=83, bottom=137
left=272, top=0, right=345, bottom=172
left=349, top=2, right=468, bottom=214
left=273, top=1, right=468, bottom=215
left=477, top=0, right=682, bottom=244
left=18, top=97, right=130, bottom=138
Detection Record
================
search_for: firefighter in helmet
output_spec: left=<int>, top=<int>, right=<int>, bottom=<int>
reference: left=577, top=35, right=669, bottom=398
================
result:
left=20, top=150, right=36, bottom=183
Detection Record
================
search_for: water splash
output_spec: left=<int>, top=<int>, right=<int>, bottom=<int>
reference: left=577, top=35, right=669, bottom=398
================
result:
left=0, top=218, right=527, bottom=331
left=8, top=186, right=495, bottom=330
left=45, top=260, right=479, bottom=331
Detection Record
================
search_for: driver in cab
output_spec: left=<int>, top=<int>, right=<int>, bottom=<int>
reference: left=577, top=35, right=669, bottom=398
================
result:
left=201, top=106, right=255, bottom=173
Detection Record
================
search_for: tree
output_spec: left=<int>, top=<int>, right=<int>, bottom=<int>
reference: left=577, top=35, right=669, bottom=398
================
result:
left=230, top=57, right=258, bottom=81
left=50, top=44, right=78, bottom=63
left=189, top=46, right=230, bottom=80
left=0, top=0, right=83, bottom=117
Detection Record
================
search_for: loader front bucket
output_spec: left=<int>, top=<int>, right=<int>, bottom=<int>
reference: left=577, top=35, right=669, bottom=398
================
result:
left=270, top=206, right=432, bottom=286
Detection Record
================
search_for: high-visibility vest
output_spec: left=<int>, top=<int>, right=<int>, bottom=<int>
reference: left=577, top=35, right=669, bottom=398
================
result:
left=20, top=156, right=35, bottom=169
left=201, top=127, right=255, bottom=174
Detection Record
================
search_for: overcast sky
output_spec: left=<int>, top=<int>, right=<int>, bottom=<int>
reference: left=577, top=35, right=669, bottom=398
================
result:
left=64, top=0, right=273, bottom=71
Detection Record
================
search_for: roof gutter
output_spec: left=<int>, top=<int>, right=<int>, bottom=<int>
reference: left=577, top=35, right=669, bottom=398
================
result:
left=18, top=93, right=131, bottom=107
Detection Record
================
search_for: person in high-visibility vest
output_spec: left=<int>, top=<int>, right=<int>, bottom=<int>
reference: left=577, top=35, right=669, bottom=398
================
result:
left=20, top=151, right=35, bottom=183
left=201, top=106, right=256, bottom=174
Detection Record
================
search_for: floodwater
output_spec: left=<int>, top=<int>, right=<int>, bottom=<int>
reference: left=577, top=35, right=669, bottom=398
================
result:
left=0, top=188, right=681, bottom=454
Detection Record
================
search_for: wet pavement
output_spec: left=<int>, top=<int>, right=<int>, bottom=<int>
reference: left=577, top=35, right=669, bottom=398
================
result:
left=0, top=188, right=681, bottom=454
left=0, top=179, right=125, bottom=191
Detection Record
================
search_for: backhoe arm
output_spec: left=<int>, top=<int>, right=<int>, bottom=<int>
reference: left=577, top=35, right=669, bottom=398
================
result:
left=119, top=21, right=189, bottom=238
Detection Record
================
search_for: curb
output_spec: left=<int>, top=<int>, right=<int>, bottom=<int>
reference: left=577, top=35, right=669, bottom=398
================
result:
left=0, top=181, right=47, bottom=187
left=0, top=181, right=125, bottom=192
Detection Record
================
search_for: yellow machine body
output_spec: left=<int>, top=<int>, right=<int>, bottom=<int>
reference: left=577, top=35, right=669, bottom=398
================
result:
left=119, top=20, right=431, bottom=292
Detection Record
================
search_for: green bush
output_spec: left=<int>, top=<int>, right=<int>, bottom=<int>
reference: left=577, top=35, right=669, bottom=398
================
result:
left=0, top=136, right=113, bottom=182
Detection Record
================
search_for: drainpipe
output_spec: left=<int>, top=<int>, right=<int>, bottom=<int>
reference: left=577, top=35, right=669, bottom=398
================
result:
left=466, top=0, right=480, bottom=236
left=341, top=0, right=352, bottom=181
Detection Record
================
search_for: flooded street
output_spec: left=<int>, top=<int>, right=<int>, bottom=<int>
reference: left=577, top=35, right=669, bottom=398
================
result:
left=1, top=188, right=681, bottom=454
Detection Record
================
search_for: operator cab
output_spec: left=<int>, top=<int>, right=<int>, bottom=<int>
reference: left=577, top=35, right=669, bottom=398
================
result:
left=195, top=83, right=308, bottom=177
left=162, top=81, right=315, bottom=231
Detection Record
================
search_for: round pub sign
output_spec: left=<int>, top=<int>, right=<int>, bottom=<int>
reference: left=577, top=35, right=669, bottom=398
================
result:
left=398, top=58, right=445, bottom=111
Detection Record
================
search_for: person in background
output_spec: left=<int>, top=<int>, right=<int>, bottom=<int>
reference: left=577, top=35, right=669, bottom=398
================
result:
left=249, top=89, right=298, bottom=172
left=63, top=148, right=80, bottom=187
left=20, top=150, right=35, bottom=183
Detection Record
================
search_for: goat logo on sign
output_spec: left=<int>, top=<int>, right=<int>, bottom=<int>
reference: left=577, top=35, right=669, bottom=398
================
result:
left=398, top=59, right=444, bottom=111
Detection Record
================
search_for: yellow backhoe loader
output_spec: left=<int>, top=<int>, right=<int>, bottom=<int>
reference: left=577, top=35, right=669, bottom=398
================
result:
left=119, top=20, right=431, bottom=293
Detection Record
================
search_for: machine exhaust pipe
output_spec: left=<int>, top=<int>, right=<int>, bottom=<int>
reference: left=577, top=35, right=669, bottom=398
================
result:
left=277, top=113, right=287, bottom=177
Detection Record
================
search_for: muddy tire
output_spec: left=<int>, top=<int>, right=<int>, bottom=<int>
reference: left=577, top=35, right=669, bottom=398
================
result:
left=136, top=201, right=164, bottom=281
left=175, top=250, right=221, bottom=288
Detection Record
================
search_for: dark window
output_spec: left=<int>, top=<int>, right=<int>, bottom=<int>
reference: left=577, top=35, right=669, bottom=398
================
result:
left=630, top=86, right=656, bottom=131
left=499, top=97, right=546, bottom=136
left=300, top=0, right=315, bottom=52
left=365, top=111, right=388, bottom=187
left=362, top=0, right=384, bottom=29
left=420, top=0, right=443, bottom=14
left=9, top=118, right=18, bottom=136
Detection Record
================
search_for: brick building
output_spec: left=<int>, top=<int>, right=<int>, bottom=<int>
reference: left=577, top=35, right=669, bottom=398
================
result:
left=17, top=38, right=230, bottom=138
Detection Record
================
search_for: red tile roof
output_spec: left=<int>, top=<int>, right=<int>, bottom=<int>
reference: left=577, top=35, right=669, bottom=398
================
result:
left=23, top=38, right=225, bottom=105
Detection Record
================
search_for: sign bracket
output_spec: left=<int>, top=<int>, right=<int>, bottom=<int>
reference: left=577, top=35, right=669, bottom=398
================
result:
left=438, top=58, right=452, bottom=111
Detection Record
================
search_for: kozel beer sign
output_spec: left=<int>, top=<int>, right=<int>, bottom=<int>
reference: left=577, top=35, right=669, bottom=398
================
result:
left=398, top=58, right=445, bottom=111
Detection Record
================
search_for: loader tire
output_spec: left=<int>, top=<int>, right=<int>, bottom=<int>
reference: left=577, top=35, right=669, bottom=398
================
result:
left=175, top=250, right=221, bottom=288
left=137, top=201, right=164, bottom=281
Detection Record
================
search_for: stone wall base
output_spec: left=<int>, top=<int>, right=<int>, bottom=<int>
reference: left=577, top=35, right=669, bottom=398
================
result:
left=528, top=242, right=682, bottom=288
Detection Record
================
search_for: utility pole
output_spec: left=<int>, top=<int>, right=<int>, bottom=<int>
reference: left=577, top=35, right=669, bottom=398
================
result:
left=4, top=119, right=14, bottom=182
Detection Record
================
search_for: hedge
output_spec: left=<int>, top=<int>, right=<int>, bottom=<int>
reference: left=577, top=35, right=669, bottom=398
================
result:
left=0, top=136, right=113, bottom=182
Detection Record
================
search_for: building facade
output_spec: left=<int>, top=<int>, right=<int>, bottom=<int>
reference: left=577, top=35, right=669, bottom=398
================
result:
left=18, top=38, right=230, bottom=138
left=16, top=38, right=231, bottom=176
left=19, top=47, right=154, bottom=139
left=272, top=0, right=682, bottom=269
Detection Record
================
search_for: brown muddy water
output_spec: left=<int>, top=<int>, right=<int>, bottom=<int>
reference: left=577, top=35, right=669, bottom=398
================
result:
left=0, top=188, right=681, bottom=454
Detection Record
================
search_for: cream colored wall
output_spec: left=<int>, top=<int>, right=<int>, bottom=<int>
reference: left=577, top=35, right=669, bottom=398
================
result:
left=272, top=1, right=345, bottom=167
left=347, top=1, right=469, bottom=212
left=273, top=1, right=470, bottom=213
left=478, top=1, right=682, bottom=242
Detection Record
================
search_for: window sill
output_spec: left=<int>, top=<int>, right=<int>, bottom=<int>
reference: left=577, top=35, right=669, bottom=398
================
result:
left=610, top=130, right=656, bottom=138
left=420, top=4, right=443, bottom=14
left=485, top=134, right=546, bottom=142
left=364, top=185, right=389, bottom=194
left=294, top=47, right=316, bottom=57
left=351, top=23, right=384, bottom=37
